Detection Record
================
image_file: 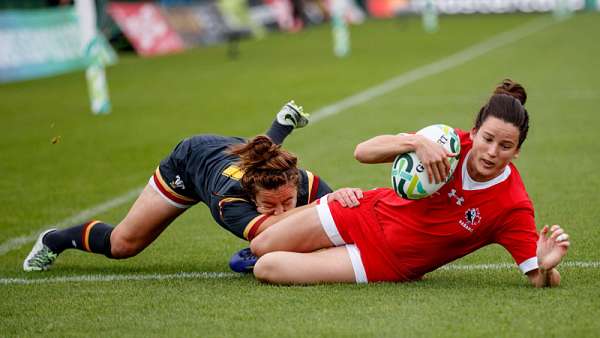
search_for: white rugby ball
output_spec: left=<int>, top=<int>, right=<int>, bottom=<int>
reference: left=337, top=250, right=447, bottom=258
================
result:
left=391, top=124, right=461, bottom=199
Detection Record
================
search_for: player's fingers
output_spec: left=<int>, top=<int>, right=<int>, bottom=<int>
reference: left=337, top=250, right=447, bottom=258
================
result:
left=354, top=189, right=363, bottom=199
left=550, top=224, right=561, bottom=232
left=345, top=191, right=357, bottom=207
left=437, top=161, right=448, bottom=182
left=425, top=163, right=434, bottom=184
left=335, top=193, right=347, bottom=207
left=550, top=228, right=564, bottom=240
left=556, top=233, right=569, bottom=242
left=342, top=191, right=355, bottom=208
left=443, top=157, right=451, bottom=176
left=541, top=225, right=549, bottom=236
left=436, top=162, right=444, bottom=183
left=348, top=193, right=360, bottom=207
left=558, top=241, right=570, bottom=248
left=429, top=162, right=442, bottom=184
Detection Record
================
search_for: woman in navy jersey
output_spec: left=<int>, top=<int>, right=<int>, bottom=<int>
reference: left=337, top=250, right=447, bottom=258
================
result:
left=250, top=80, right=570, bottom=287
left=23, top=101, right=347, bottom=272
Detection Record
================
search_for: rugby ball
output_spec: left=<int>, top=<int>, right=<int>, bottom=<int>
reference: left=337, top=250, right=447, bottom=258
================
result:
left=391, top=124, right=461, bottom=199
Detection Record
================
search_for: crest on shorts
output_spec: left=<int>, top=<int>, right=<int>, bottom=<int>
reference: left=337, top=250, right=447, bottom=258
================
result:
left=170, top=175, right=185, bottom=190
left=459, top=208, right=481, bottom=232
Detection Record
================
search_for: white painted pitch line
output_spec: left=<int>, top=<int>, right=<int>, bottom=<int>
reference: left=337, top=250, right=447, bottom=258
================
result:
left=0, top=187, right=143, bottom=256
left=0, top=271, right=241, bottom=285
left=310, top=16, right=556, bottom=123
left=441, top=261, right=600, bottom=271
left=1, top=261, right=597, bottom=285
left=0, top=16, right=558, bottom=257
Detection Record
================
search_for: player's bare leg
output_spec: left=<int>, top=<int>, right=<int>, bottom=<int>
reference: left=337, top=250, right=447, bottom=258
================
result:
left=24, top=184, right=184, bottom=271
left=250, top=206, right=332, bottom=256
left=253, top=246, right=356, bottom=284
left=110, top=184, right=185, bottom=258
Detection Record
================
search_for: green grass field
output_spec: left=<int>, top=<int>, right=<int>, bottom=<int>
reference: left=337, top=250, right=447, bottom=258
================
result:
left=2, top=12, right=600, bottom=337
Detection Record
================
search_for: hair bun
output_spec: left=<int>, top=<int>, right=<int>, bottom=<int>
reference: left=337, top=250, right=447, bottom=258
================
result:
left=494, top=78, right=527, bottom=106
left=230, top=135, right=298, bottom=172
left=247, top=136, right=285, bottom=169
left=228, top=135, right=300, bottom=197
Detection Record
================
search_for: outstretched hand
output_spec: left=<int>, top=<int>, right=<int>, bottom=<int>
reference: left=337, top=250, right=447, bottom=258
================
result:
left=328, top=188, right=363, bottom=208
left=537, top=225, right=570, bottom=270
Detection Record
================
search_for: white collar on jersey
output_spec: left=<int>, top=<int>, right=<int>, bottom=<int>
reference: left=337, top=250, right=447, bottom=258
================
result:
left=462, top=150, right=511, bottom=191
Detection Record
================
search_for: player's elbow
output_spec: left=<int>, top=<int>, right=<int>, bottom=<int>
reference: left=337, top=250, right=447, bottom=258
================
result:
left=354, top=143, right=372, bottom=163
left=250, top=232, right=273, bottom=257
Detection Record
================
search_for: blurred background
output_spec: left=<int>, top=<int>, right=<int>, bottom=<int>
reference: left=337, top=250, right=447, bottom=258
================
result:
left=1, top=0, right=596, bottom=89
left=2, top=1, right=600, bottom=336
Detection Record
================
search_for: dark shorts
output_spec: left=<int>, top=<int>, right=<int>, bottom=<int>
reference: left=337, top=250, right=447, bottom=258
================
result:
left=149, top=135, right=242, bottom=209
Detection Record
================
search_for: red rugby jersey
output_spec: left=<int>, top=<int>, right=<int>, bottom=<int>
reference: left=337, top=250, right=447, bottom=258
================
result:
left=358, top=130, right=539, bottom=280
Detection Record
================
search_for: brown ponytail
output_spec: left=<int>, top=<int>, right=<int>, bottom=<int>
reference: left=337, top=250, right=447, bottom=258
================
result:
left=229, top=135, right=299, bottom=198
left=474, top=79, right=530, bottom=148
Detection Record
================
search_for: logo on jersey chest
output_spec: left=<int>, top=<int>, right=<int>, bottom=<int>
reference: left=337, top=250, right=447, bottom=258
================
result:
left=459, top=208, right=481, bottom=232
left=447, top=189, right=464, bottom=206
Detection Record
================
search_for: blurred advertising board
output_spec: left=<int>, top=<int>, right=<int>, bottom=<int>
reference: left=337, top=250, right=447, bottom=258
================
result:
left=0, top=6, right=115, bottom=83
left=367, top=0, right=411, bottom=17
left=107, top=2, right=185, bottom=56
left=408, top=0, right=585, bottom=14
left=162, top=4, right=229, bottom=46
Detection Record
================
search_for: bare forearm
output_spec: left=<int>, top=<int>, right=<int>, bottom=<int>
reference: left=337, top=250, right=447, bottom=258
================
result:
left=527, top=268, right=561, bottom=288
left=354, top=134, right=421, bottom=163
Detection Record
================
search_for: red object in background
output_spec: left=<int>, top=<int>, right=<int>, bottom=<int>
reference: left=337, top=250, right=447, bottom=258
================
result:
left=262, top=0, right=296, bottom=32
left=107, top=2, right=185, bottom=57
left=367, top=0, right=410, bottom=18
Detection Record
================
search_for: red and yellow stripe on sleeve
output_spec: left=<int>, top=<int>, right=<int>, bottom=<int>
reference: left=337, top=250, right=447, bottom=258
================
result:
left=242, top=214, right=270, bottom=241
left=218, top=197, right=270, bottom=241
left=306, top=170, right=320, bottom=203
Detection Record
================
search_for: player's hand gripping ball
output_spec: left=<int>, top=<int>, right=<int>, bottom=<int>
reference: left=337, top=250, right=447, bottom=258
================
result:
left=391, top=124, right=460, bottom=199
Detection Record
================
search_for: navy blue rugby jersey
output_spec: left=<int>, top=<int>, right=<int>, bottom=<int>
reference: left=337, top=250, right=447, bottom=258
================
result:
left=211, top=167, right=331, bottom=240
left=167, top=135, right=332, bottom=240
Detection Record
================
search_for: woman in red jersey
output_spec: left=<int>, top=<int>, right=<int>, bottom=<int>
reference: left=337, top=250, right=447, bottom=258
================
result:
left=249, top=80, right=570, bottom=287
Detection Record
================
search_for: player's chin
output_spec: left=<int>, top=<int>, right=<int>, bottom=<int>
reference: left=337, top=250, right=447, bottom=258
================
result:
left=476, top=162, right=502, bottom=179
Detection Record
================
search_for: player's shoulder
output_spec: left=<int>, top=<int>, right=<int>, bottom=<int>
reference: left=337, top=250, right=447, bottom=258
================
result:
left=501, top=164, right=533, bottom=207
left=454, top=128, right=472, bottom=149
left=296, top=169, right=314, bottom=203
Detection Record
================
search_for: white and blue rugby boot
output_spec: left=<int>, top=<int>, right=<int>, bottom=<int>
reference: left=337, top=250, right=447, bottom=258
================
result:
left=277, top=100, right=309, bottom=129
left=23, top=229, right=58, bottom=272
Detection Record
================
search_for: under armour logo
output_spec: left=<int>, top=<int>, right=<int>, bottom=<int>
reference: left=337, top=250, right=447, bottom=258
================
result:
left=170, top=175, right=185, bottom=190
left=448, top=189, right=464, bottom=206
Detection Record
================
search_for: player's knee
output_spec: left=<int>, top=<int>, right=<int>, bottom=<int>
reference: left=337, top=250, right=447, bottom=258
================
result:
left=253, top=253, right=283, bottom=283
left=109, top=235, right=143, bottom=259
left=250, top=232, right=273, bottom=257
